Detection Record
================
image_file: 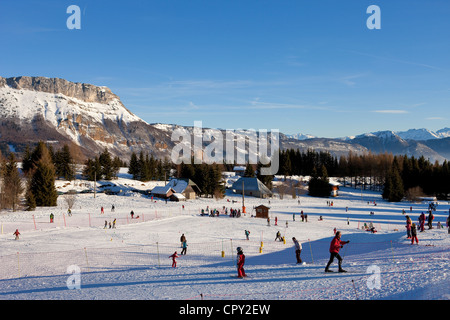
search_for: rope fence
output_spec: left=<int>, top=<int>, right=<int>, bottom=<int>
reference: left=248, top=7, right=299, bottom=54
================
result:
left=1, top=237, right=448, bottom=300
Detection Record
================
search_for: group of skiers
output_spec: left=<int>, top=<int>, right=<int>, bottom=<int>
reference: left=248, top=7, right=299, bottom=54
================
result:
left=201, top=206, right=242, bottom=218
left=169, top=233, right=189, bottom=268
left=405, top=210, right=446, bottom=244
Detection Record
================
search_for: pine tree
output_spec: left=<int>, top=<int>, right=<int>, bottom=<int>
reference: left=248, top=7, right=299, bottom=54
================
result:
left=382, top=158, right=404, bottom=202
left=28, top=146, right=58, bottom=207
left=243, top=163, right=255, bottom=177
left=54, top=144, right=75, bottom=180
left=128, top=152, right=140, bottom=180
left=308, top=165, right=332, bottom=197
left=257, top=161, right=273, bottom=190
left=99, top=148, right=113, bottom=180
left=83, top=157, right=101, bottom=181
left=2, top=153, right=24, bottom=211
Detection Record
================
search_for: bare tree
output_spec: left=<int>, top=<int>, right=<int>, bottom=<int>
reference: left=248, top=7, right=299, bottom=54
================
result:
left=64, top=189, right=77, bottom=211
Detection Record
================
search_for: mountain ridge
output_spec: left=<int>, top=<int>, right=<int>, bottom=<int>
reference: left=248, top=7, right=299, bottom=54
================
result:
left=0, top=76, right=448, bottom=163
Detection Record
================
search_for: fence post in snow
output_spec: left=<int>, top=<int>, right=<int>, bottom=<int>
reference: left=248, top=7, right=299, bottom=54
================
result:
left=156, top=242, right=160, bottom=267
left=308, top=239, right=314, bottom=264
left=17, top=252, right=20, bottom=278
left=84, top=247, right=90, bottom=272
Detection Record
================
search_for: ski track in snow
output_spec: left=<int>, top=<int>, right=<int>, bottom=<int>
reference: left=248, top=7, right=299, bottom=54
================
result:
left=0, top=171, right=449, bottom=300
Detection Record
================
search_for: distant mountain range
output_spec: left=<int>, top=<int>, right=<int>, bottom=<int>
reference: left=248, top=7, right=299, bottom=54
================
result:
left=0, top=76, right=449, bottom=164
left=287, top=128, right=450, bottom=141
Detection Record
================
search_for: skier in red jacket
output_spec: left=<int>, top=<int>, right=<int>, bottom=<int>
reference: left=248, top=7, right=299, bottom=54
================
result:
left=13, top=229, right=20, bottom=240
left=236, top=247, right=247, bottom=278
left=325, top=231, right=350, bottom=273
left=169, top=251, right=179, bottom=268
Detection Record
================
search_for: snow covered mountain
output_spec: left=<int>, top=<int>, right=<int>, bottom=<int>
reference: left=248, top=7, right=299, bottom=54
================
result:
left=396, top=128, right=442, bottom=141
left=285, top=133, right=317, bottom=140
left=0, top=76, right=448, bottom=163
left=0, top=76, right=174, bottom=159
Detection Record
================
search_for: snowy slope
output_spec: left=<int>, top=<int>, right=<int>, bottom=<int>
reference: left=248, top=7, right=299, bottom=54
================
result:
left=0, top=170, right=449, bottom=301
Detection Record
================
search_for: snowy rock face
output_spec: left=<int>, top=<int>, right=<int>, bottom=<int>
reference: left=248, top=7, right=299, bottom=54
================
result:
left=0, top=76, right=119, bottom=104
left=0, top=76, right=173, bottom=159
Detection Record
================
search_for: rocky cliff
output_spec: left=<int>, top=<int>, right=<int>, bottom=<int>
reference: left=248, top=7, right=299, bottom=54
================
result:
left=0, top=76, right=174, bottom=159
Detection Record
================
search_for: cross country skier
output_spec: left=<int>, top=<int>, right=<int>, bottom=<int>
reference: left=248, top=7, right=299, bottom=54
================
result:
left=325, top=231, right=350, bottom=273
left=169, top=251, right=179, bottom=268
left=292, top=237, right=302, bottom=264
left=236, top=247, right=246, bottom=278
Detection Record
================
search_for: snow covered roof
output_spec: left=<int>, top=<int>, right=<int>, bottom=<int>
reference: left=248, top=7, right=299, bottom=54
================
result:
left=151, top=185, right=174, bottom=195
left=152, top=178, right=201, bottom=195
left=231, top=177, right=272, bottom=195
left=171, top=193, right=186, bottom=200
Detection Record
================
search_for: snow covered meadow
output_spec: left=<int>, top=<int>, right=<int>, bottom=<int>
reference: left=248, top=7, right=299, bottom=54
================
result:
left=0, top=170, right=449, bottom=301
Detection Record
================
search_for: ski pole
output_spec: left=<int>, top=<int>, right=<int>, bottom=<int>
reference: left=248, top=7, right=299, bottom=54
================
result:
left=342, top=242, right=349, bottom=262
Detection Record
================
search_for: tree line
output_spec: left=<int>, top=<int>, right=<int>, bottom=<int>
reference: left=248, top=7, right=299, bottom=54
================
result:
left=1, top=142, right=449, bottom=212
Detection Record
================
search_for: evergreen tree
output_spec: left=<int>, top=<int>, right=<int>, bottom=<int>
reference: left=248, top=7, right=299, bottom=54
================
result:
left=128, top=152, right=140, bottom=180
left=28, top=146, right=58, bottom=207
left=243, top=163, right=255, bottom=177
left=83, top=157, right=101, bottom=181
left=1, top=153, right=24, bottom=211
left=54, top=144, right=75, bottom=180
left=99, top=148, right=113, bottom=180
left=21, top=145, right=33, bottom=176
left=111, top=156, right=122, bottom=179
left=382, top=158, right=404, bottom=202
left=308, top=165, right=332, bottom=197
left=257, top=161, right=273, bottom=190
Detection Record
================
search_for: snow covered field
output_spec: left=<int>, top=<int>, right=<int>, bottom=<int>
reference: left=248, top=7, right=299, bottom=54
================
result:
left=0, top=171, right=449, bottom=301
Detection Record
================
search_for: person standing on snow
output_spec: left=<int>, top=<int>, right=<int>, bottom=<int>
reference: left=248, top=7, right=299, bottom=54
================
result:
left=180, top=234, right=186, bottom=247
left=325, top=231, right=350, bottom=273
left=411, top=223, right=419, bottom=245
left=419, top=212, right=426, bottom=232
left=181, top=240, right=187, bottom=255
left=427, top=212, right=434, bottom=229
left=236, top=247, right=246, bottom=278
left=292, top=237, right=302, bottom=264
left=245, top=230, right=250, bottom=240
left=405, top=216, right=412, bottom=238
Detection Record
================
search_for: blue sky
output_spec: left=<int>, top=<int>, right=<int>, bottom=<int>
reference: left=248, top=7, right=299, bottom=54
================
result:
left=0, top=0, right=449, bottom=137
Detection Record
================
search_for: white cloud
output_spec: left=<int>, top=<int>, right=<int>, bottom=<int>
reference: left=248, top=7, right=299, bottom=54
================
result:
left=372, top=110, right=409, bottom=114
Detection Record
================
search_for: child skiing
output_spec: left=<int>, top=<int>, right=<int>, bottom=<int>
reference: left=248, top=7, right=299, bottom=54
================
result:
left=50, top=213, right=54, bottom=223
left=13, top=229, right=20, bottom=240
left=236, top=247, right=246, bottom=278
left=411, top=223, right=419, bottom=245
left=169, top=251, right=179, bottom=268
left=245, top=230, right=250, bottom=240
left=325, top=231, right=350, bottom=273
